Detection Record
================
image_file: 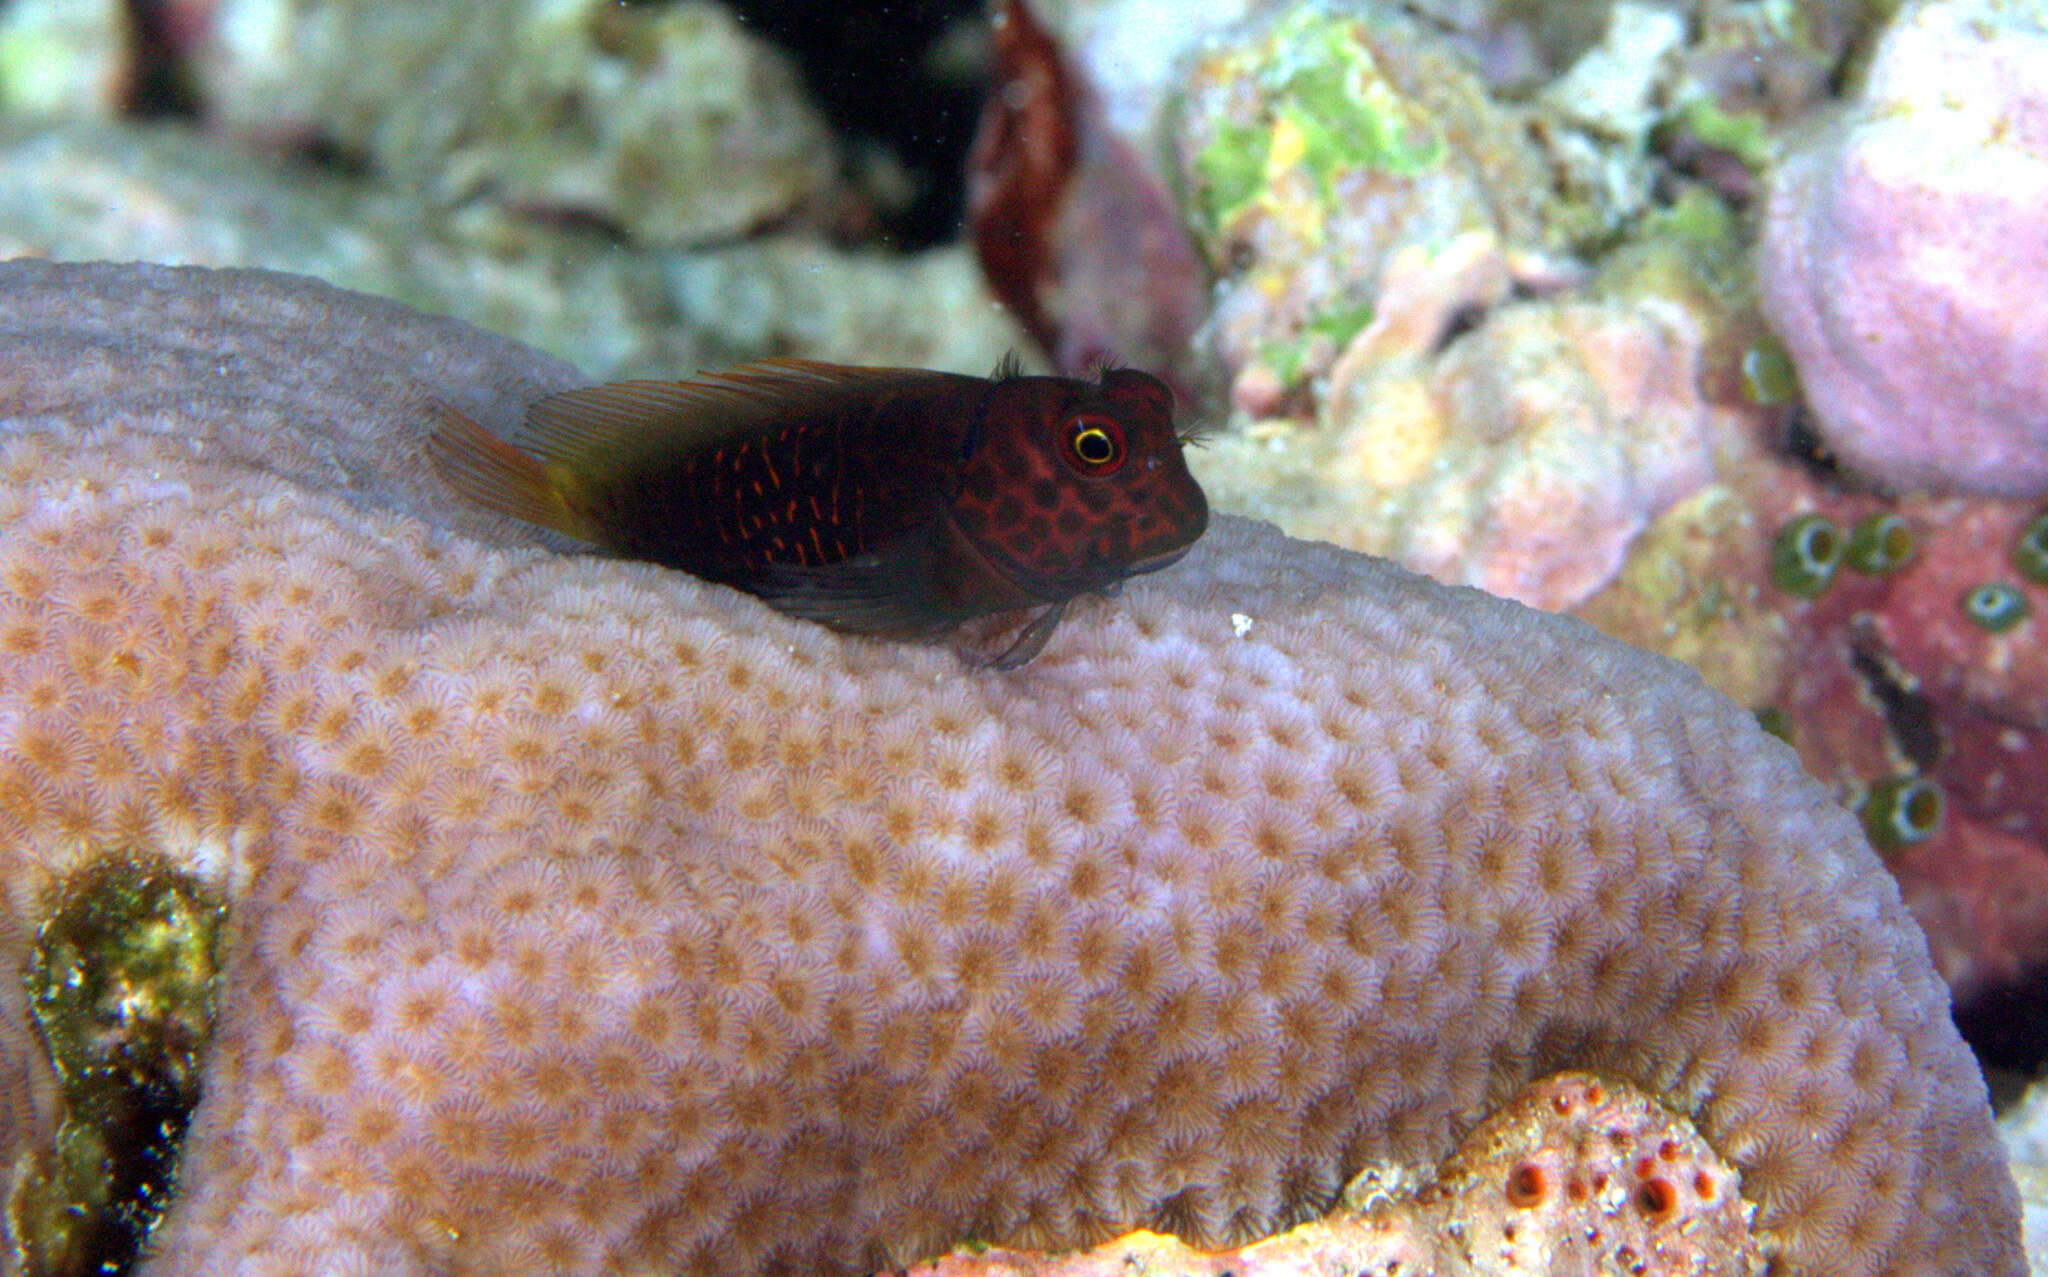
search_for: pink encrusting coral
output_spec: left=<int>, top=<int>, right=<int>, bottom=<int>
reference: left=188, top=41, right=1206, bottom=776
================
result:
left=0, top=261, right=2023, bottom=1275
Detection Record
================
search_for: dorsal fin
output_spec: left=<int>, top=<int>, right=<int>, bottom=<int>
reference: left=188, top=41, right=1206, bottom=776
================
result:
left=516, top=360, right=949, bottom=473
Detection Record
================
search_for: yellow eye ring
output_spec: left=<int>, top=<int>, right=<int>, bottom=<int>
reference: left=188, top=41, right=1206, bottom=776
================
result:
left=1064, top=414, right=1126, bottom=474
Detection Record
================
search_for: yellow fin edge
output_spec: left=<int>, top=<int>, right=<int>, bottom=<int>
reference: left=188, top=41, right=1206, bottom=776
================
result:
left=427, top=402, right=598, bottom=543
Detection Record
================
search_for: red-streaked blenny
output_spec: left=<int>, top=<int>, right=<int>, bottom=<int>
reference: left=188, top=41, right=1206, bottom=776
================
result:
left=429, top=357, right=1208, bottom=668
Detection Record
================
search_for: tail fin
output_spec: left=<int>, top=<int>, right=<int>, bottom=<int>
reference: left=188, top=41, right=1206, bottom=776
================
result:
left=427, top=402, right=596, bottom=542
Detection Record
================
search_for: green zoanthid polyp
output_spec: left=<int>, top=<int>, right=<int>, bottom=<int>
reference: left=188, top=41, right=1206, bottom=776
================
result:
left=1962, top=582, right=2029, bottom=634
left=1844, top=512, right=1915, bottom=575
left=1770, top=513, right=1846, bottom=597
left=1860, top=775, right=1945, bottom=852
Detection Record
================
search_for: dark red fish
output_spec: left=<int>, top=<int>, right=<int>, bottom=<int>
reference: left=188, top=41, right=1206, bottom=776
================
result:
left=429, top=358, right=1208, bottom=667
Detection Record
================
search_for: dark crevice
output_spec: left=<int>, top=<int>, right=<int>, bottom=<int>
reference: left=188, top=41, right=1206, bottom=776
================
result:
left=1772, top=405, right=1841, bottom=481
left=1955, top=976, right=2048, bottom=1078
left=1846, top=629, right=1944, bottom=774
left=119, top=0, right=204, bottom=120
left=1429, top=302, right=1489, bottom=356
left=289, top=133, right=376, bottom=180
left=725, top=0, right=990, bottom=249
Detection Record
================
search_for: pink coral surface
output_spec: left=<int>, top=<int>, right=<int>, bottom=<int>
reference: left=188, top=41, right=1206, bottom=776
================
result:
left=0, top=262, right=2022, bottom=1275
left=1746, top=493, right=2048, bottom=1004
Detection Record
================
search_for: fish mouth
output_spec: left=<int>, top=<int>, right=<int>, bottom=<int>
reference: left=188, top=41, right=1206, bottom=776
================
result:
left=1125, top=543, right=1193, bottom=576
left=1032, top=542, right=1191, bottom=601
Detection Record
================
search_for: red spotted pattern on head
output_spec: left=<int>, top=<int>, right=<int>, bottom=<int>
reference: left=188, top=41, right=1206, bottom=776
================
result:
left=949, top=367, right=1207, bottom=599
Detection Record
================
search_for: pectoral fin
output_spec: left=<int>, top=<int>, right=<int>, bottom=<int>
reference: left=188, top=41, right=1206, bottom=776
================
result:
left=750, top=533, right=963, bottom=638
left=980, top=601, right=1067, bottom=670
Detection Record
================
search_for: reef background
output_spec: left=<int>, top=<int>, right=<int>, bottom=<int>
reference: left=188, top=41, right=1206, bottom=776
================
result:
left=1, top=0, right=2046, bottom=1269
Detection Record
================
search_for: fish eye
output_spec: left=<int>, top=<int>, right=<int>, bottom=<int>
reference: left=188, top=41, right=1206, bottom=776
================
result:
left=1063, top=414, right=1126, bottom=474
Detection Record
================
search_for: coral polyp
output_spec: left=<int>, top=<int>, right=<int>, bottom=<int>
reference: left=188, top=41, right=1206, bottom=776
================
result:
left=1962, top=582, right=2029, bottom=634
left=1860, top=775, right=1946, bottom=852
left=1738, top=337, right=1799, bottom=407
left=1769, top=513, right=1845, bottom=597
left=1845, top=512, right=1916, bottom=575
left=2016, top=510, right=2048, bottom=585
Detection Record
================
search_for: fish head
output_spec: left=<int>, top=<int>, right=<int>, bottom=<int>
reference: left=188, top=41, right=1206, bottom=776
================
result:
left=949, top=367, right=1209, bottom=599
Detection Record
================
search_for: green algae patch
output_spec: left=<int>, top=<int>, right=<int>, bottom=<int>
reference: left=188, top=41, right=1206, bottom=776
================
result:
left=1592, top=186, right=1749, bottom=334
left=1664, top=98, right=1776, bottom=172
left=9, top=856, right=227, bottom=1277
left=1190, top=9, right=1445, bottom=240
left=1258, top=298, right=1377, bottom=386
left=1649, top=185, right=1739, bottom=248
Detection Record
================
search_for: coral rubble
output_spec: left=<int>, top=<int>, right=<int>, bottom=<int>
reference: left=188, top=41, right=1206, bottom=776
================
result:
left=193, top=0, right=839, bottom=247
left=0, top=261, right=2023, bottom=1275
left=0, top=116, right=1026, bottom=385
